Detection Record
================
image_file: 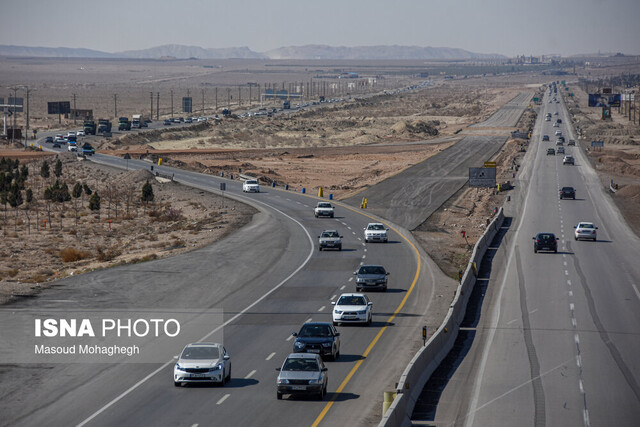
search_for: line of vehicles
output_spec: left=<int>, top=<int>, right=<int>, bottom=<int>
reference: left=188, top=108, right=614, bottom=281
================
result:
left=44, top=130, right=95, bottom=155
left=172, top=189, right=395, bottom=400
left=534, top=85, right=599, bottom=254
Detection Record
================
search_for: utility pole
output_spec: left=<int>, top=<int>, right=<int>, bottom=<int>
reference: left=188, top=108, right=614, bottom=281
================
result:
left=72, top=93, right=77, bottom=125
left=25, top=86, right=31, bottom=147
left=202, top=89, right=205, bottom=114
left=171, top=90, right=174, bottom=118
left=150, top=92, right=153, bottom=120
left=238, top=86, right=241, bottom=107
left=249, top=84, right=252, bottom=107
left=215, top=87, right=218, bottom=111
left=114, top=94, right=118, bottom=118
left=10, top=86, right=18, bottom=144
left=227, top=88, right=230, bottom=109
left=156, top=92, right=160, bottom=121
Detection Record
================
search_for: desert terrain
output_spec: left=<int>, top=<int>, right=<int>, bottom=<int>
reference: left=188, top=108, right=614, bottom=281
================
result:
left=1, top=56, right=639, bottom=303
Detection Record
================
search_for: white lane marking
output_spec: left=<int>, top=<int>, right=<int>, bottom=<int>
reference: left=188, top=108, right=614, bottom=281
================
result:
left=347, top=226, right=352, bottom=230
left=286, top=198, right=292, bottom=201
left=348, top=277, right=353, bottom=282
left=569, top=291, right=573, bottom=297
left=217, top=394, right=230, bottom=405
left=565, top=270, right=569, bottom=276
left=340, top=285, right=346, bottom=290
left=296, top=201, right=301, bottom=205
left=572, top=318, right=577, bottom=328
left=584, top=409, right=590, bottom=427
left=506, top=318, right=518, bottom=325
left=245, top=370, right=256, bottom=379
left=563, top=261, right=567, bottom=266
left=266, top=352, right=276, bottom=361
left=576, top=355, right=582, bottom=368
left=303, top=204, right=309, bottom=208
left=364, top=248, right=367, bottom=252
left=574, top=334, right=580, bottom=344
left=77, top=192, right=317, bottom=427
left=305, top=318, right=312, bottom=323
left=357, top=237, right=362, bottom=241
left=632, top=284, right=640, bottom=302
left=352, top=231, right=356, bottom=235
left=341, top=222, right=347, bottom=226
left=286, top=334, right=294, bottom=341
left=330, top=294, right=337, bottom=300
left=529, top=309, right=538, bottom=315
left=360, top=261, right=364, bottom=266
left=318, top=306, right=326, bottom=312
left=567, top=280, right=572, bottom=286
left=563, top=254, right=567, bottom=258
left=570, top=303, right=575, bottom=311
left=362, top=255, right=366, bottom=259
left=191, top=424, right=199, bottom=427
left=579, top=379, right=585, bottom=394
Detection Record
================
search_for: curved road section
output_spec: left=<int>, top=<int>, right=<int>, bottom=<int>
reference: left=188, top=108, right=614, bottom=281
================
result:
left=0, top=154, right=438, bottom=427
left=418, top=89, right=640, bottom=426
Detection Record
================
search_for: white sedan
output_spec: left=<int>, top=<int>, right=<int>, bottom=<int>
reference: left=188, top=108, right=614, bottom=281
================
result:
left=574, top=222, right=598, bottom=241
left=332, top=293, right=372, bottom=325
left=76, top=130, right=85, bottom=136
left=173, top=342, right=231, bottom=386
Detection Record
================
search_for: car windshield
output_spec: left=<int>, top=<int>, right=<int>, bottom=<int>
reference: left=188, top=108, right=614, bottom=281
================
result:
left=322, top=231, right=339, bottom=238
left=298, top=324, right=332, bottom=337
left=246, top=180, right=258, bottom=185
left=368, top=224, right=384, bottom=230
left=181, top=346, right=219, bottom=360
left=282, top=358, right=320, bottom=372
left=318, top=203, right=331, bottom=208
left=359, top=266, right=385, bottom=275
left=337, top=296, right=366, bottom=306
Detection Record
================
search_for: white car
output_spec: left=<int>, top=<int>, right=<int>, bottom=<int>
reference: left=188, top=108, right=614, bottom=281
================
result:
left=574, top=222, right=598, bottom=241
left=68, top=144, right=77, bottom=152
left=555, top=130, right=562, bottom=136
left=242, top=179, right=260, bottom=193
left=332, top=293, right=372, bottom=325
left=67, top=131, right=76, bottom=138
left=553, top=122, right=559, bottom=127
left=364, top=223, right=388, bottom=243
left=314, top=202, right=335, bottom=218
left=173, top=342, right=231, bottom=386
left=76, top=130, right=85, bottom=136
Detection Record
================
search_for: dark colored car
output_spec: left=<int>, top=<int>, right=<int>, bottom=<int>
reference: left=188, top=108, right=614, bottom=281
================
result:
left=81, top=143, right=95, bottom=155
left=568, top=139, right=576, bottom=146
left=558, top=136, right=565, bottom=143
left=292, top=322, right=340, bottom=360
left=533, top=233, right=559, bottom=253
left=559, top=186, right=576, bottom=199
left=547, top=148, right=555, bottom=155
left=45, top=136, right=54, bottom=143
left=542, top=135, right=549, bottom=141
left=557, top=118, right=562, bottom=123
left=52, top=142, right=61, bottom=148
left=355, top=265, right=389, bottom=292
left=163, top=119, right=172, bottom=125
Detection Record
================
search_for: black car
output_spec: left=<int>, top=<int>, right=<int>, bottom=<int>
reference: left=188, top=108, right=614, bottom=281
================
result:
left=559, top=186, right=576, bottom=199
left=542, top=135, right=549, bottom=141
left=163, top=119, right=172, bottom=125
left=52, top=142, right=61, bottom=148
left=292, top=322, right=340, bottom=360
left=355, top=265, right=389, bottom=292
left=547, top=148, right=555, bottom=155
left=557, top=119, right=562, bottom=123
left=45, top=136, right=54, bottom=143
left=533, top=233, right=558, bottom=253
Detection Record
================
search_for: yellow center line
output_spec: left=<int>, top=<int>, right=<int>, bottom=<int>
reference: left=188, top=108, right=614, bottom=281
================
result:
left=294, top=194, right=422, bottom=427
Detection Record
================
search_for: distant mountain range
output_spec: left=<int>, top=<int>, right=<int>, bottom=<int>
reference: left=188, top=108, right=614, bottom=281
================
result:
left=0, top=43, right=504, bottom=60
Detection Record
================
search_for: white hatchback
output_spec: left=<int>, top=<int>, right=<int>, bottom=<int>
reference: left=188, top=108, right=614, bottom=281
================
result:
left=332, top=293, right=372, bottom=325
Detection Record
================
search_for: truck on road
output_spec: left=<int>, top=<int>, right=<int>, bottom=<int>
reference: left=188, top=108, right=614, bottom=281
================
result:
left=132, top=114, right=143, bottom=129
left=118, top=117, right=131, bottom=131
left=98, top=119, right=112, bottom=134
left=83, top=120, right=96, bottom=135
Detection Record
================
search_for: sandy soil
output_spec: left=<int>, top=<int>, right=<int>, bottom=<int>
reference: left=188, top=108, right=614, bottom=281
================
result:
left=0, top=153, right=256, bottom=305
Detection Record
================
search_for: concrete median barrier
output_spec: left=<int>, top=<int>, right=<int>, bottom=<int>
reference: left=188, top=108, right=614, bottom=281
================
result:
left=380, top=208, right=504, bottom=427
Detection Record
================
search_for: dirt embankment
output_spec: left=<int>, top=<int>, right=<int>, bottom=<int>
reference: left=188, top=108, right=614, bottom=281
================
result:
left=0, top=153, right=256, bottom=305
left=564, top=83, right=640, bottom=236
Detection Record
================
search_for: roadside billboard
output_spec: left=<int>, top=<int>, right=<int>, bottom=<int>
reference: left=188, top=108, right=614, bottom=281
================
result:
left=47, top=101, right=70, bottom=115
left=469, top=167, right=496, bottom=188
left=182, top=97, right=192, bottom=113
left=588, top=94, right=621, bottom=107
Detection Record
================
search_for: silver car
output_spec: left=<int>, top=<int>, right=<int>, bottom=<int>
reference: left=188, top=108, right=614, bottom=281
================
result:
left=276, top=353, right=328, bottom=400
left=173, top=343, right=231, bottom=386
left=318, top=230, right=342, bottom=251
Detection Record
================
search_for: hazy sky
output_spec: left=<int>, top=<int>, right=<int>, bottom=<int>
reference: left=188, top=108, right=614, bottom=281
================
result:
left=1, top=0, right=639, bottom=56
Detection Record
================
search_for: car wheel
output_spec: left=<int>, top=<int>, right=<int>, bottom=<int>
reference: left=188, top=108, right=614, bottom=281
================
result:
left=367, top=314, right=372, bottom=325
left=382, top=286, right=387, bottom=292
left=277, top=391, right=283, bottom=400
left=534, top=247, right=538, bottom=253
left=333, top=321, right=339, bottom=326
left=356, top=287, right=361, bottom=292
left=338, top=246, right=342, bottom=251
left=574, top=236, right=578, bottom=240
left=318, top=387, right=325, bottom=401
left=318, top=247, right=322, bottom=251
left=174, top=381, right=181, bottom=387
left=226, top=366, right=231, bottom=382
left=554, top=249, right=558, bottom=253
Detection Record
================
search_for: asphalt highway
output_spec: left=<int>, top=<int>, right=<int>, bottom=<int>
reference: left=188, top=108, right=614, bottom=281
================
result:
left=0, top=151, right=448, bottom=427
left=418, top=89, right=640, bottom=426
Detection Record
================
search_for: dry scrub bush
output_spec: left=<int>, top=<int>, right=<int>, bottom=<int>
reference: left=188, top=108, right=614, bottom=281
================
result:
left=96, top=245, right=123, bottom=262
left=60, top=247, right=90, bottom=262
left=7, top=268, right=19, bottom=277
